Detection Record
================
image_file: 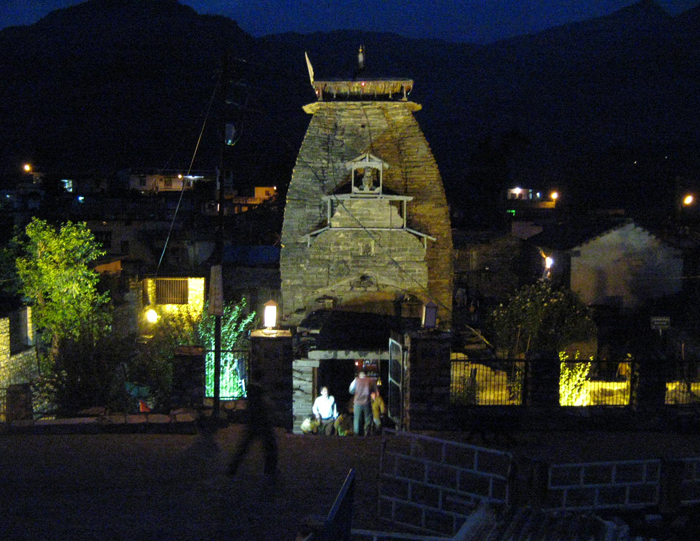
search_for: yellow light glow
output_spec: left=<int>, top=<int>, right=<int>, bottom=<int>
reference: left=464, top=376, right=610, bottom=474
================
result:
left=145, top=309, right=159, bottom=324
left=23, top=163, right=32, bottom=172
left=263, top=300, right=278, bottom=329
left=550, top=191, right=559, bottom=200
left=683, top=195, right=694, bottom=206
left=513, top=187, right=522, bottom=195
left=545, top=256, right=554, bottom=269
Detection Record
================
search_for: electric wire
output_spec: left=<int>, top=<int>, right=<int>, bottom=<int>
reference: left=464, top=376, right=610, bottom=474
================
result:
left=155, top=69, right=222, bottom=277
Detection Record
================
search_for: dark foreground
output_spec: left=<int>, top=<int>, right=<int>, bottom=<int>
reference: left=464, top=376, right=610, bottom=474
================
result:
left=1, top=426, right=700, bottom=540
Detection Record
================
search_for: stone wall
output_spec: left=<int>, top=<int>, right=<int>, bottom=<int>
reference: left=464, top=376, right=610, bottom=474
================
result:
left=292, top=358, right=319, bottom=433
left=0, top=314, right=37, bottom=388
left=281, top=101, right=453, bottom=325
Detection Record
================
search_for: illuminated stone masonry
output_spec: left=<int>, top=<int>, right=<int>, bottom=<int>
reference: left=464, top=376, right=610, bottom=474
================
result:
left=281, top=95, right=453, bottom=324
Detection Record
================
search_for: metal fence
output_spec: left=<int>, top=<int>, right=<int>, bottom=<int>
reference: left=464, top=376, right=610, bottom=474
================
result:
left=665, top=360, right=700, bottom=405
left=450, top=358, right=633, bottom=407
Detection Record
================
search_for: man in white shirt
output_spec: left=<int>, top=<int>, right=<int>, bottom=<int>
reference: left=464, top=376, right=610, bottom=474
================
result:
left=312, top=386, right=338, bottom=435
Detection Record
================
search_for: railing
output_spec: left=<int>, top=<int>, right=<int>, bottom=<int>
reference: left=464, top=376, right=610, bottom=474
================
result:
left=297, top=469, right=356, bottom=541
left=450, top=359, right=634, bottom=407
left=352, top=530, right=450, bottom=541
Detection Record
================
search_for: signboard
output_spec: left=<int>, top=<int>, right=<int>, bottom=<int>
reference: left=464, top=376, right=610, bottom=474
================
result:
left=208, top=265, right=223, bottom=316
left=650, top=316, right=670, bottom=330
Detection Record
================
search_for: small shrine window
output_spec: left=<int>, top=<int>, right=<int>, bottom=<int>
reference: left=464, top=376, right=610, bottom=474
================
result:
left=346, top=153, right=388, bottom=196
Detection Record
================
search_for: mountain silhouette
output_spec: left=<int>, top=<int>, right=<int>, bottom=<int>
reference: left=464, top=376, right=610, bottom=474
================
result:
left=1, top=0, right=698, bottom=217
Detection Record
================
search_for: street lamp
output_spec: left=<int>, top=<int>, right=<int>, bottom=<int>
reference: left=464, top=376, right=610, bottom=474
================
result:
left=542, top=254, right=554, bottom=280
left=145, top=309, right=159, bottom=324
left=679, top=193, right=695, bottom=224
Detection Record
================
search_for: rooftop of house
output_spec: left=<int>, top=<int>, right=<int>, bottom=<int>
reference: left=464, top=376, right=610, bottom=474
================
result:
left=528, top=217, right=637, bottom=251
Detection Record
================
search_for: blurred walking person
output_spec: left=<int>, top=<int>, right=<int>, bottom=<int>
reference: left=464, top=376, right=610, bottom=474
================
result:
left=227, top=380, right=278, bottom=477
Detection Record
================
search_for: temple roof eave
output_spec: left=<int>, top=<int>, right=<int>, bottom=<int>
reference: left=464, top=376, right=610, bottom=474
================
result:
left=303, top=101, right=422, bottom=114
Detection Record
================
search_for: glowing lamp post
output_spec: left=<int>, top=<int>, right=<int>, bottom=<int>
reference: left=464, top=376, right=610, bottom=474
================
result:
left=263, top=300, right=278, bottom=334
left=145, top=309, right=159, bottom=324
left=679, top=193, right=695, bottom=223
left=542, top=255, right=554, bottom=280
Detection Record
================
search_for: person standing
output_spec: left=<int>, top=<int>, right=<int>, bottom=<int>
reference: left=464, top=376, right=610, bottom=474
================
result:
left=349, top=371, right=376, bottom=436
left=227, top=381, right=278, bottom=477
left=312, top=386, right=338, bottom=435
left=370, top=390, right=386, bottom=434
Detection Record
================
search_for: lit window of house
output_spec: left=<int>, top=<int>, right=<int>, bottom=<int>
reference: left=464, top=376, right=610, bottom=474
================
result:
left=155, top=278, right=189, bottom=304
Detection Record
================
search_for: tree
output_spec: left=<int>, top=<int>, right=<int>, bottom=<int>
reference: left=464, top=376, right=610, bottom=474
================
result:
left=13, top=218, right=110, bottom=359
left=487, top=281, right=597, bottom=358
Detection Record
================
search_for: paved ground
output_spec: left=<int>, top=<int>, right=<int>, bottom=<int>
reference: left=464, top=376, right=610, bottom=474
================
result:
left=0, top=425, right=383, bottom=541
left=2, top=426, right=700, bottom=540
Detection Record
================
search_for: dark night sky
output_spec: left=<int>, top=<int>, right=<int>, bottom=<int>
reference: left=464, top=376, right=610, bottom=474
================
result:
left=2, top=0, right=700, bottom=43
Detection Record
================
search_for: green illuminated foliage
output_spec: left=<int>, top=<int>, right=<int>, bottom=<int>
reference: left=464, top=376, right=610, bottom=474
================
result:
left=199, top=301, right=256, bottom=399
left=559, top=351, right=592, bottom=406
left=487, top=281, right=596, bottom=358
left=13, top=218, right=110, bottom=354
left=134, top=300, right=255, bottom=407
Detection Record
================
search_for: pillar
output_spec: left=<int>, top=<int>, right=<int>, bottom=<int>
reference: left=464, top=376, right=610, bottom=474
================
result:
left=404, top=330, right=452, bottom=431
left=250, top=330, right=293, bottom=431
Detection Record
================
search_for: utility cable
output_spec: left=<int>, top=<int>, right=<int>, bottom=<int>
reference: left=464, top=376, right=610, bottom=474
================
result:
left=155, top=70, right=221, bottom=277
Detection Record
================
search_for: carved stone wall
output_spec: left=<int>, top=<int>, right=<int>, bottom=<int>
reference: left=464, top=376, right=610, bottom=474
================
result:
left=281, top=101, right=453, bottom=324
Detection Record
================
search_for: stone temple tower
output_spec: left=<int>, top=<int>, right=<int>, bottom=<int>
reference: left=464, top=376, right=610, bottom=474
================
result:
left=280, top=51, right=453, bottom=326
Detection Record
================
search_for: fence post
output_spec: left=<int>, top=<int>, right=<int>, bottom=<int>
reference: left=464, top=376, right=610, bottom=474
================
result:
left=632, top=359, right=667, bottom=410
left=525, top=351, right=560, bottom=408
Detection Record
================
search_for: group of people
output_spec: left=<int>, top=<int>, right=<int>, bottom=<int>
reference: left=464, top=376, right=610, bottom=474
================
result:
left=311, top=371, right=386, bottom=436
left=226, top=370, right=387, bottom=481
